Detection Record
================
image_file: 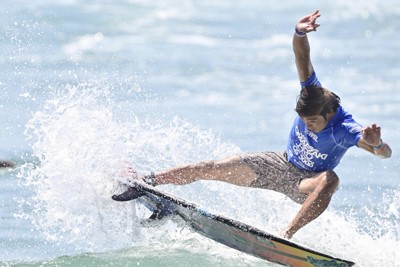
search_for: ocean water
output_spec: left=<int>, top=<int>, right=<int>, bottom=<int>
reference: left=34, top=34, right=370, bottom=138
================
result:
left=1, top=0, right=399, bottom=266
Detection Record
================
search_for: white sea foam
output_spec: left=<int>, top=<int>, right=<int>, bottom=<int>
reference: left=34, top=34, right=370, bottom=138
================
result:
left=17, top=82, right=240, bottom=253
left=4, top=0, right=399, bottom=265
left=14, top=78, right=399, bottom=266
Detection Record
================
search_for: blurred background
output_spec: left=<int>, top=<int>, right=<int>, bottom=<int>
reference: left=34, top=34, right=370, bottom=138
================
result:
left=1, top=0, right=399, bottom=266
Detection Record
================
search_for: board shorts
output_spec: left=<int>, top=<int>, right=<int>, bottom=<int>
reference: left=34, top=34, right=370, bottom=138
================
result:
left=239, top=151, right=319, bottom=204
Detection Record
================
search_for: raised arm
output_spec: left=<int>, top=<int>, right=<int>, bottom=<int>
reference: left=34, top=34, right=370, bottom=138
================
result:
left=293, top=10, right=321, bottom=82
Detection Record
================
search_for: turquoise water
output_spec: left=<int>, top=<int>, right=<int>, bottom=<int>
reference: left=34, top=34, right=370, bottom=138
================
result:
left=1, top=0, right=399, bottom=266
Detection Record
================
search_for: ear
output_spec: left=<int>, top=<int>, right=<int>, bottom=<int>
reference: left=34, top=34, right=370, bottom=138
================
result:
left=325, top=111, right=335, bottom=121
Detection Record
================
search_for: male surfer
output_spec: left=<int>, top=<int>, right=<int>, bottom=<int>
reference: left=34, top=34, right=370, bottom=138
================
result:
left=0, top=160, right=15, bottom=168
left=113, top=10, right=392, bottom=239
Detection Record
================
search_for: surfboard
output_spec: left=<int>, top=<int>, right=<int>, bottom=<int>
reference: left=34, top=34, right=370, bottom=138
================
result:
left=133, top=181, right=355, bottom=267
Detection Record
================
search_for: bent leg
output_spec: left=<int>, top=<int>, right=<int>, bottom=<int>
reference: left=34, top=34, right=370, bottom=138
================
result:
left=282, top=170, right=339, bottom=239
left=153, top=155, right=258, bottom=187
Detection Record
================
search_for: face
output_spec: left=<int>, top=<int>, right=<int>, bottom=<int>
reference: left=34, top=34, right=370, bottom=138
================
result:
left=301, top=115, right=328, bottom=133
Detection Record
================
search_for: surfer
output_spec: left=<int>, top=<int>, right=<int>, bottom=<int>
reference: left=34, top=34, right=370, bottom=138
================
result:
left=0, top=160, right=15, bottom=168
left=113, top=10, right=392, bottom=239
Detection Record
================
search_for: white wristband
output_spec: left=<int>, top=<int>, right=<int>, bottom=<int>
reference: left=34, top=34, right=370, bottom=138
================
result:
left=372, top=139, right=383, bottom=150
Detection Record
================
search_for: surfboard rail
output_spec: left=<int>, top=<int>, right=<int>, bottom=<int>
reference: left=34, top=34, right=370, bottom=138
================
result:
left=134, top=181, right=355, bottom=267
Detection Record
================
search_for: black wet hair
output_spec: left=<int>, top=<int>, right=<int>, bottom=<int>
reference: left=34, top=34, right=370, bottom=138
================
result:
left=295, top=85, right=341, bottom=119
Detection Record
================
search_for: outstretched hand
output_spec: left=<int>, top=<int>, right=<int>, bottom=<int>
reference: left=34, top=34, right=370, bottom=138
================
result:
left=362, top=124, right=382, bottom=147
left=296, top=10, right=321, bottom=33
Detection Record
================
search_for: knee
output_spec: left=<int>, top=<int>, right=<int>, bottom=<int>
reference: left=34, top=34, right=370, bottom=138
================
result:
left=319, top=171, right=340, bottom=194
left=196, top=160, right=216, bottom=170
left=214, top=155, right=242, bottom=166
left=200, top=155, right=242, bottom=170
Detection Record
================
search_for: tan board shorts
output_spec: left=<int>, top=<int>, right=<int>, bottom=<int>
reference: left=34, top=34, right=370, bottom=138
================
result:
left=239, top=151, right=319, bottom=204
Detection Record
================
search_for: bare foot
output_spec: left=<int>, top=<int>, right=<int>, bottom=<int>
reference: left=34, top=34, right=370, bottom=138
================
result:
left=280, top=228, right=295, bottom=240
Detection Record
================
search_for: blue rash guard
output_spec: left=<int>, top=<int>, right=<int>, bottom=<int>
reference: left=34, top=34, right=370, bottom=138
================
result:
left=286, top=72, right=363, bottom=172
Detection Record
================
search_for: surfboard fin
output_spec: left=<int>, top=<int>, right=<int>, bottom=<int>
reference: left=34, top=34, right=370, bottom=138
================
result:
left=148, top=207, right=173, bottom=220
left=139, top=201, right=174, bottom=227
